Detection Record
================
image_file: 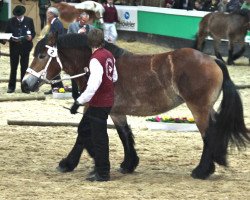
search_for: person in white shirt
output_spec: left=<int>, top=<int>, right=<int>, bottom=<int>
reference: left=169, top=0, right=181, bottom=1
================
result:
left=70, top=29, right=118, bottom=182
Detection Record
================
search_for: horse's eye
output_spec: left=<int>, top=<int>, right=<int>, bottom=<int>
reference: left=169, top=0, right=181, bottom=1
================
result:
left=38, top=54, right=46, bottom=59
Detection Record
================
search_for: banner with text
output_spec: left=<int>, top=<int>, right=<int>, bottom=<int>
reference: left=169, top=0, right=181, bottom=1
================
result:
left=116, top=6, right=138, bottom=32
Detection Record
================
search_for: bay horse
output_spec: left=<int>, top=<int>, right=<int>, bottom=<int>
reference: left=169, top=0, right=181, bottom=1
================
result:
left=194, top=9, right=250, bottom=65
left=22, top=33, right=250, bottom=180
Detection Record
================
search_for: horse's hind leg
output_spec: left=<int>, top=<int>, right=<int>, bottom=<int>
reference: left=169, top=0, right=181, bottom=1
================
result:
left=186, top=103, right=216, bottom=179
left=111, top=114, right=139, bottom=173
left=228, top=40, right=246, bottom=65
left=227, top=41, right=235, bottom=65
left=57, top=113, right=95, bottom=172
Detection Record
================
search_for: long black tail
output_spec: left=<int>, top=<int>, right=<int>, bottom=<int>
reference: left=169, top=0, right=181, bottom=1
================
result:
left=207, top=59, right=250, bottom=166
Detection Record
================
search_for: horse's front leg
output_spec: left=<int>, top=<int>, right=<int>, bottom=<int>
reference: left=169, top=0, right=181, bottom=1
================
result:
left=194, top=30, right=208, bottom=51
left=110, top=114, right=139, bottom=173
left=213, top=39, right=225, bottom=63
left=57, top=107, right=95, bottom=172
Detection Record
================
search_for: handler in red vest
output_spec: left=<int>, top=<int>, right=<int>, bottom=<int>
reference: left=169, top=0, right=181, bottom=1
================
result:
left=70, top=28, right=118, bottom=182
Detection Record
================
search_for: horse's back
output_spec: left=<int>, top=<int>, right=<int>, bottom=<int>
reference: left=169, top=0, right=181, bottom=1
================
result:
left=200, top=11, right=248, bottom=39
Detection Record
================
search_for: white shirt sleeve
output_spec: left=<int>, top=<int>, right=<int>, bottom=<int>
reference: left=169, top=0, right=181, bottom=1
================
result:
left=76, top=58, right=103, bottom=105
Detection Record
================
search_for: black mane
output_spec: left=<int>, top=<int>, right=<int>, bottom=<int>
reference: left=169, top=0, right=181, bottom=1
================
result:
left=34, top=33, right=129, bottom=59
left=58, top=33, right=129, bottom=58
left=104, top=41, right=130, bottom=58
left=57, top=33, right=89, bottom=49
left=34, top=36, right=47, bottom=57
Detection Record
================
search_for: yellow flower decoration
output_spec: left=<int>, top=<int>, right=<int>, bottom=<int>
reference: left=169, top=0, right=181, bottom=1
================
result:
left=188, top=118, right=195, bottom=122
left=58, top=88, right=65, bottom=93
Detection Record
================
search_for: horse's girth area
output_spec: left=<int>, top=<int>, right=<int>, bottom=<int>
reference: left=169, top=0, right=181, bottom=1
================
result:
left=166, top=54, right=179, bottom=96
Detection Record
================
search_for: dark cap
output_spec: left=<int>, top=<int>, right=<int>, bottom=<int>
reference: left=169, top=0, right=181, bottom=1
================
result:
left=13, top=5, right=26, bottom=16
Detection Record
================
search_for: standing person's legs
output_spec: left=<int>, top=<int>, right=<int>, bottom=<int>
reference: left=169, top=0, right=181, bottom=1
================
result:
left=52, top=75, right=64, bottom=89
left=20, top=50, right=30, bottom=93
left=57, top=108, right=95, bottom=172
left=39, top=13, right=47, bottom=30
left=45, top=75, right=64, bottom=94
left=8, top=46, right=20, bottom=92
left=71, top=79, right=79, bottom=100
left=87, top=106, right=111, bottom=181
left=103, top=23, right=112, bottom=42
left=110, top=23, right=118, bottom=43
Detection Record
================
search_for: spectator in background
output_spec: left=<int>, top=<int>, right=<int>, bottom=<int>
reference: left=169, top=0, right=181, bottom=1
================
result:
left=66, top=0, right=81, bottom=2
left=5, top=5, right=36, bottom=93
left=38, top=0, right=51, bottom=30
left=68, top=11, right=95, bottom=34
left=241, top=0, right=250, bottom=9
left=47, top=7, right=65, bottom=35
left=194, top=0, right=203, bottom=10
left=226, top=0, right=242, bottom=12
left=67, top=11, right=95, bottom=100
left=165, top=0, right=175, bottom=8
left=217, top=0, right=228, bottom=12
left=44, top=6, right=65, bottom=95
left=202, top=0, right=218, bottom=11
left=0, top=0, right=4, bottom=10
left=103, top=0, right=119, bottom=43
left=177, top=0, right=194, bottom=10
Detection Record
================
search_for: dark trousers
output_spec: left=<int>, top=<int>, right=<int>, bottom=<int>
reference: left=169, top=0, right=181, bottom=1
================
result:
left=39, top=13, right=47, bottom=30
left=9, top=45, right=30, bottom=91
left=51, top=75, right=64, bottom=89
left=71, top=79, right=79, bottom=100
left=78, top=106, right=111, bottom=177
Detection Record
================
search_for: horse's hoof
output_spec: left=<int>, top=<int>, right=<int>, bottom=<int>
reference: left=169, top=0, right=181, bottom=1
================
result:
left=191, top=168, right=208, bottom=179
left=56, top=165, right=74, bottom=173
left=119, top=156, right=140, bottom=174
left=191, top=163, right=215, bottom=180
left=57, top=158, right=75, bottom=173
left=56, top=165, right=71, bottom=173
left=118, top=167, right=132, bottom=174
left=227, top=60, right=235, bottom=65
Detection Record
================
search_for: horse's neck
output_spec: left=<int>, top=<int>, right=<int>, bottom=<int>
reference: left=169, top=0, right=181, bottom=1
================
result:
left=59, top=48, right=90, bottom=92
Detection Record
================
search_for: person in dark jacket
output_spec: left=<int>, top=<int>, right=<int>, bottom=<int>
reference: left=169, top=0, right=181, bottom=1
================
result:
left=5, top=5, right=36, bottom=93
left=44, top=6, right=65, bottom=94
left=38, top=0, right=51, bottom=30
left=67, top=11, right=95, bottom=100
left=226, top=0, right=242, bottom=12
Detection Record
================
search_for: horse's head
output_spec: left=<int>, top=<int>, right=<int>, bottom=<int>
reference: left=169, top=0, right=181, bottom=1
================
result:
left=22, top=32, right=63, bottom=92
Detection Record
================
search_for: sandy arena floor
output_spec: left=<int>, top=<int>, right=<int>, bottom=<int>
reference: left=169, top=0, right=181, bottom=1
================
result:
left=0, top=39, right=249, bottom=200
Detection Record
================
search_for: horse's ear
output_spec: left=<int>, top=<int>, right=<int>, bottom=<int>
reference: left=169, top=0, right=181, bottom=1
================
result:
left=47, top=32, right=58, bottom=46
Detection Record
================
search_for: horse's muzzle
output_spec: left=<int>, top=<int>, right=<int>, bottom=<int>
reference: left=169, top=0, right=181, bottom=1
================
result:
left=22, top=75, right=42, bottom=92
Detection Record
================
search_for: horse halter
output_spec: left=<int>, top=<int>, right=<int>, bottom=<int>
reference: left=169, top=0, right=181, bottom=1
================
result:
left=26, top=45, right=63, bottom=84
left=26, top=45, right=88, bottom=84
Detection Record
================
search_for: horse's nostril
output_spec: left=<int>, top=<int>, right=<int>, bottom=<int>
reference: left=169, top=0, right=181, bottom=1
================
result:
left=21, top=81, right=30, bottom=92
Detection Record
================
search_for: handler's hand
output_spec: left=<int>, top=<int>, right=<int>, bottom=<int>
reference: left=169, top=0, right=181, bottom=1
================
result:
left=70, top=101, right=80, bottom=114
